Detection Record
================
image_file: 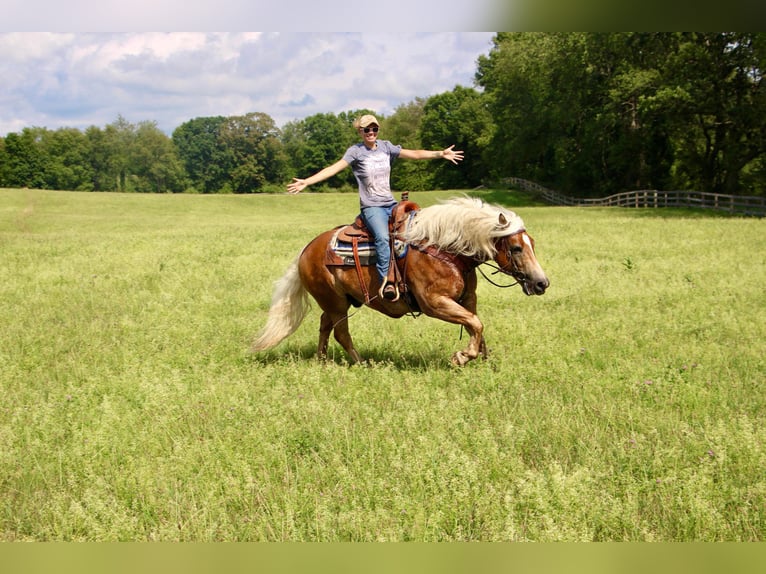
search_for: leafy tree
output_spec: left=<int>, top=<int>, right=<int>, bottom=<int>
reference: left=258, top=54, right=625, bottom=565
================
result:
left=558, top=33, right=676, bottom=194
left=107, top=115, right=137, bottom=192
left=130, top=121, right=187, bottom=192
left=2, top=128, right=47, bottom=188
left=476, top=33, right=595, bottom=191
left=658, top=33, right=766, bottom=194
left=420, top=86, right=491, bottom=189
left=476, top=32, right=766, bottom=196
left=383, top=99, right=425, bottom=149
left=37, top=127, right=94, bottom=191
left=591, top=33, right=676, bottom=192
left=0, top=137, right=7, bottom=185
left=172, top=116, right=229, bottom=193
left=385, top=98, right=428, bottom=191
left=301, top=112, right=353, bottom=189
left=173, top=112, right=287, bottom=193
left=85, top=125, right=120, bottom=191
left=280, top=119, right=308, bottom=179
left=218, top=112, right=287, bottom=193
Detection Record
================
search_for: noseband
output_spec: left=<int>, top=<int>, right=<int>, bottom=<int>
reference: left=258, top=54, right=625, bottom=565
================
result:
left=479, top=229, right=528, bottom=288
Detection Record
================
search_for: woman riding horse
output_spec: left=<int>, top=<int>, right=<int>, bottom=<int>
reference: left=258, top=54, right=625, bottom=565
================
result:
left=286, top=114, right=463, bottom=302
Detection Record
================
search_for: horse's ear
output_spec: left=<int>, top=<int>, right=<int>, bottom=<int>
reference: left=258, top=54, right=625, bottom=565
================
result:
left=498, top=213, right=508, bottom=228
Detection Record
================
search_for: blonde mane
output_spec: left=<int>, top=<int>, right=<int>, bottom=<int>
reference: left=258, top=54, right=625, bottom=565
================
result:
left=403, top=196, right=525, bottom=259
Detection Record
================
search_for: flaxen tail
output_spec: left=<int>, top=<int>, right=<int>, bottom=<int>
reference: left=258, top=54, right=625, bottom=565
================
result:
left=251, top=257, right=310, bottom=351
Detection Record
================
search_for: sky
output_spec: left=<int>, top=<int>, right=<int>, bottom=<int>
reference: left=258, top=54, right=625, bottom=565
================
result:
left=0, top=32, right=497, bottom=137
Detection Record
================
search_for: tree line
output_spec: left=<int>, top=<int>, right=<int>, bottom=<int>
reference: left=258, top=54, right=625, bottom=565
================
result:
left=1, top=33, right=763, bottom=197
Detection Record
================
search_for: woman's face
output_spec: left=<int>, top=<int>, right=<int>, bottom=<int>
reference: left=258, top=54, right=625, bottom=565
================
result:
left=359, top=124, right=379, bottom=147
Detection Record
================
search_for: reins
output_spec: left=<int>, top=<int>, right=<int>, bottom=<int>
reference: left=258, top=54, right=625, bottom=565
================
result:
left=477, top=263, right=520, bottom=288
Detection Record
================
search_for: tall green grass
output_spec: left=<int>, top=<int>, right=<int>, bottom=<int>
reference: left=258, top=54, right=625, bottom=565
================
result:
left=0, top=188, right=763, bottom=541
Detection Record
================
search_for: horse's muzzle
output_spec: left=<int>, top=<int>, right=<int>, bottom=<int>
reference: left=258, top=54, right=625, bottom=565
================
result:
left=522, top=276, right=549, bottom=296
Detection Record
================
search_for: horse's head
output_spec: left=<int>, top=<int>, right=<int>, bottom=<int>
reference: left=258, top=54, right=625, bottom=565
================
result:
left=492, top=220, right=549, bottom=296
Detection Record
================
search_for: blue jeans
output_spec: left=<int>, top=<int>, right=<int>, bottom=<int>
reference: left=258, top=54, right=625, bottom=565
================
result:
left=361, top=204, right=396, bottom=282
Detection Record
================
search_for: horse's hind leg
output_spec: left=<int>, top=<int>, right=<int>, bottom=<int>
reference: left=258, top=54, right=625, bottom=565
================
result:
left=478, top=337, right=488, bottom=360
left=318, top=312, right=333, bottom=360
left=317, top=310, right=363, bottom=364
left=331, top=313, right=363, bottom=364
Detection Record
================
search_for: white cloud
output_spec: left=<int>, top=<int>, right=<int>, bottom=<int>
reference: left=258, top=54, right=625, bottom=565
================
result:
left=3, top=1, right=506, bottom=32
left=0, top=32, right=495, bottom=136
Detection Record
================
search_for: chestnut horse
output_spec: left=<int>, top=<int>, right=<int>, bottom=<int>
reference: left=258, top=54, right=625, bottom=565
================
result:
left=252, top=197, right=549, bottom=366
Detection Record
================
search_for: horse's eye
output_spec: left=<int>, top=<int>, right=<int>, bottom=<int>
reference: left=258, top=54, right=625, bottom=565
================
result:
left=511, top=245, right=523, bottom=254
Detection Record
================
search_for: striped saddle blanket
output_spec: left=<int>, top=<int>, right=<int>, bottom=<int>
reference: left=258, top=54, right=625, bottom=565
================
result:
left=325, top=227, right=409, bottom=267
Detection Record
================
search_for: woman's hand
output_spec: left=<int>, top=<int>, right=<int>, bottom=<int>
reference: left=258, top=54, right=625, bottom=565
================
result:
left=287, top=178, right=307, bottom=194
left=442, top=145, right=464, bottom=165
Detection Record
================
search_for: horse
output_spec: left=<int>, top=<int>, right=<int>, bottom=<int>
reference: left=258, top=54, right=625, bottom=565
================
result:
left=251, top=196, right=549, bottom=366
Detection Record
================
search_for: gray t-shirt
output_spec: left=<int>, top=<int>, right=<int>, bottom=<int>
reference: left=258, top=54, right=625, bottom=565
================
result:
left=342, top=140, right=402, bottom=207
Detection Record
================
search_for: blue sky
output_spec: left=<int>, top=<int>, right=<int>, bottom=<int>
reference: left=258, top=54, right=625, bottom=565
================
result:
left=0, top=32, right=497, bottom=136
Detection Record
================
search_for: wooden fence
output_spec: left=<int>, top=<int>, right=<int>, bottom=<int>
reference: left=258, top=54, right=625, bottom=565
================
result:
left=503, top=177, right=766, bottom=217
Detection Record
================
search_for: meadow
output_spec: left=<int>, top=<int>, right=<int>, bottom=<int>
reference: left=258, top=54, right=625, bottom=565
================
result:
left=0, top=187, right=763, bottom=541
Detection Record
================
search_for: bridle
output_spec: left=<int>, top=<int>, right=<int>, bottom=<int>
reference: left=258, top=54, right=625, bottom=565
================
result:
left=478, top=229, right=529, bottom=289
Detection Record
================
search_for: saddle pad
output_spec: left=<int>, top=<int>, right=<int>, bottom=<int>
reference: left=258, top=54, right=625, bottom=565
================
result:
left=326, top=227, right=409, bottom=267
left=329, top=228, right=376, bottom=266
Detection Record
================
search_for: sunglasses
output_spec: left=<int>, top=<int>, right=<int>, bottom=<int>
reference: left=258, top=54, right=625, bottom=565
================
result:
left=362, top=126, right=379, bottom=133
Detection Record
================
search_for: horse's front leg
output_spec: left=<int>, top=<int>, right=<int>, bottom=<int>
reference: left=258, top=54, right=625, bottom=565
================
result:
left=460, top=283, right=488, bottom=361
left=450, top=314, right=484, bottom=367
left=422, top=295, right=484, bottom=367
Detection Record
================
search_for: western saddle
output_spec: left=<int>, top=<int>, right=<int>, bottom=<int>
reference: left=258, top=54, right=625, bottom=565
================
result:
left=328, top=199, right=420, bottom=303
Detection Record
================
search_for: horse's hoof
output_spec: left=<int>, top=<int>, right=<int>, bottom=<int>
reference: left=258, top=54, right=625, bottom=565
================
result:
left=450, top=351, right=469, bottom=367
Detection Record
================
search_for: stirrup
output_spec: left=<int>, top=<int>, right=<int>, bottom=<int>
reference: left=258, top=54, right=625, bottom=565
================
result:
left=380, top=282, right=399, bottom=302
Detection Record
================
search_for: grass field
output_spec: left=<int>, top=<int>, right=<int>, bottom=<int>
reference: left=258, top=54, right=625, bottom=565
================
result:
left=0, top=187, right=764, bottom=541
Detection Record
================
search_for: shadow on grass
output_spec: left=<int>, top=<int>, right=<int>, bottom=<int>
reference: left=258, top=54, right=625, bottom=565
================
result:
left=245, top=342, right=459, bottom=371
